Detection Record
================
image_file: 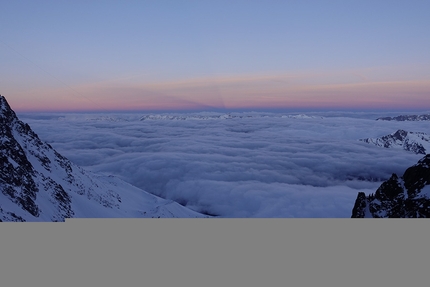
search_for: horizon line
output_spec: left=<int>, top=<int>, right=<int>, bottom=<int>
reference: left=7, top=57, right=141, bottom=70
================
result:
left=14, top=106, right=430, bottom=114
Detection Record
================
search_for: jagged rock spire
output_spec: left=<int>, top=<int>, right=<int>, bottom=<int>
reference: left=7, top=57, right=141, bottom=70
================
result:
left=0, top=95, right=41, bottom=218
left=0, top=95, right=19, bottom=124
left=352, top=154, right=430, bottom=218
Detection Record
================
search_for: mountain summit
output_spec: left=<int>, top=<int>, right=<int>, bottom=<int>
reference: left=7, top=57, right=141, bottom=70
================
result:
left=360, top=129, right=430, bottom=155
left=0, top=95, right=206, bottom=221
left=351, top=154, right=430, bottom=218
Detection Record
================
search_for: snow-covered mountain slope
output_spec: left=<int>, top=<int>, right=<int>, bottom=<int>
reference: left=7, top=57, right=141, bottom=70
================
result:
left=0, top=95, right=206, bottom=221
left=377, top=114, right=430, bottom=121
left=351, top=154, right=430, bottom=218
left=360, top=129, right=430, bottom=155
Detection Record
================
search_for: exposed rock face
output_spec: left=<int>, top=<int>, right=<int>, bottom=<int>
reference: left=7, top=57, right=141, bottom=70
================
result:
left=360, top=129, right=429, bottom=155
left=0, top=95, right=206, bottom=221
left=0, top=96, right=72, bottom=220
left=377, top=114, right=430, bottom=121
left=352, top=154, right=430, bottom=218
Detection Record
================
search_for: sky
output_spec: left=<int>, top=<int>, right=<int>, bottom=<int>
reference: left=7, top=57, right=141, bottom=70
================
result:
left=1, top=0, right=430, bottom=112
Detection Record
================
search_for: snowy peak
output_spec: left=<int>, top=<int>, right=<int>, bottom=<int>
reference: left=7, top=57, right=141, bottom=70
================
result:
left=0, top=95, right=206, bottom=221
left=360, top=129, right=430, bottom=154
left=351, top=154, right=430, bottom=218
left=377, top=114, right=430, bottom=121
left=0, top=95, right=58, bottom=219
left=0, top=95, right=18, bottom=124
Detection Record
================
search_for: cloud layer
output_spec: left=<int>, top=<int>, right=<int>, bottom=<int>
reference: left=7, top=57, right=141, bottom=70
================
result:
left=19, top=111, right=428, bottom=217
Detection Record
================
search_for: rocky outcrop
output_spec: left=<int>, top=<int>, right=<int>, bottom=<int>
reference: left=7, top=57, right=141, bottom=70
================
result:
left=352, top=154, right=430, bottom=218
left=0, top=95, right=72, bottom=219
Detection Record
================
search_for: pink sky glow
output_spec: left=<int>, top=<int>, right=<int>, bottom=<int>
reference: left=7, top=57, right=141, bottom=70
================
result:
left=7, top=71, right=430, bottom=112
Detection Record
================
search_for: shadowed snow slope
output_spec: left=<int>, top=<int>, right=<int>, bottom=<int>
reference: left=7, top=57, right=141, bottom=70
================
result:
left=0, top=95, right=206, bottom=221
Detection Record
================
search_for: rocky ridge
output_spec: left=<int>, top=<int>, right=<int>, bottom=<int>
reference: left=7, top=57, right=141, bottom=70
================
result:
left=352, top=154, right=430, bottom=218
left=0, top=95, right=206, bottom=221
left=360, top=129, right=430, bottom=155
left=377, top=114, right=430, bottom=121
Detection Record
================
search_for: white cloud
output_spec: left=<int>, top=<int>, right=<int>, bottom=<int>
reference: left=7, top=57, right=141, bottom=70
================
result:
left=19, top=111, right=427, bottom=217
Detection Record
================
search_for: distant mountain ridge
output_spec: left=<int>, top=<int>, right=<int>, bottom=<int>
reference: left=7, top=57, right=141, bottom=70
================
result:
left=0, top=95, right=206, bottom=221
left=139, top=114, right=323, bottom=121
left=351, top=154, right=430, bottom=218
left=377, top=114, right=430, bottom=121
left=19, top=113, right=324, bottom=122
left=360, top=129, right=430, bottom=155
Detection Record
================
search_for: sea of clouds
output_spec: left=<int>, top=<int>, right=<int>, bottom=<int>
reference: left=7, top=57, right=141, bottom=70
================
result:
left=18, top=111, right=429, bottom=217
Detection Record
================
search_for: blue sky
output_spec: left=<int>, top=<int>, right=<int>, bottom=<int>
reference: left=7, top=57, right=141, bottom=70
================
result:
left=1, top=0, right=430, bottom=111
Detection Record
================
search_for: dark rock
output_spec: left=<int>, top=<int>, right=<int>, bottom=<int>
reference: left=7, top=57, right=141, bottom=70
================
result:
left=352, top=154, right=430, bottom=218
left=351, top=192, right=367, bottom=218
left=0, top=95, right=73, bottom=220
